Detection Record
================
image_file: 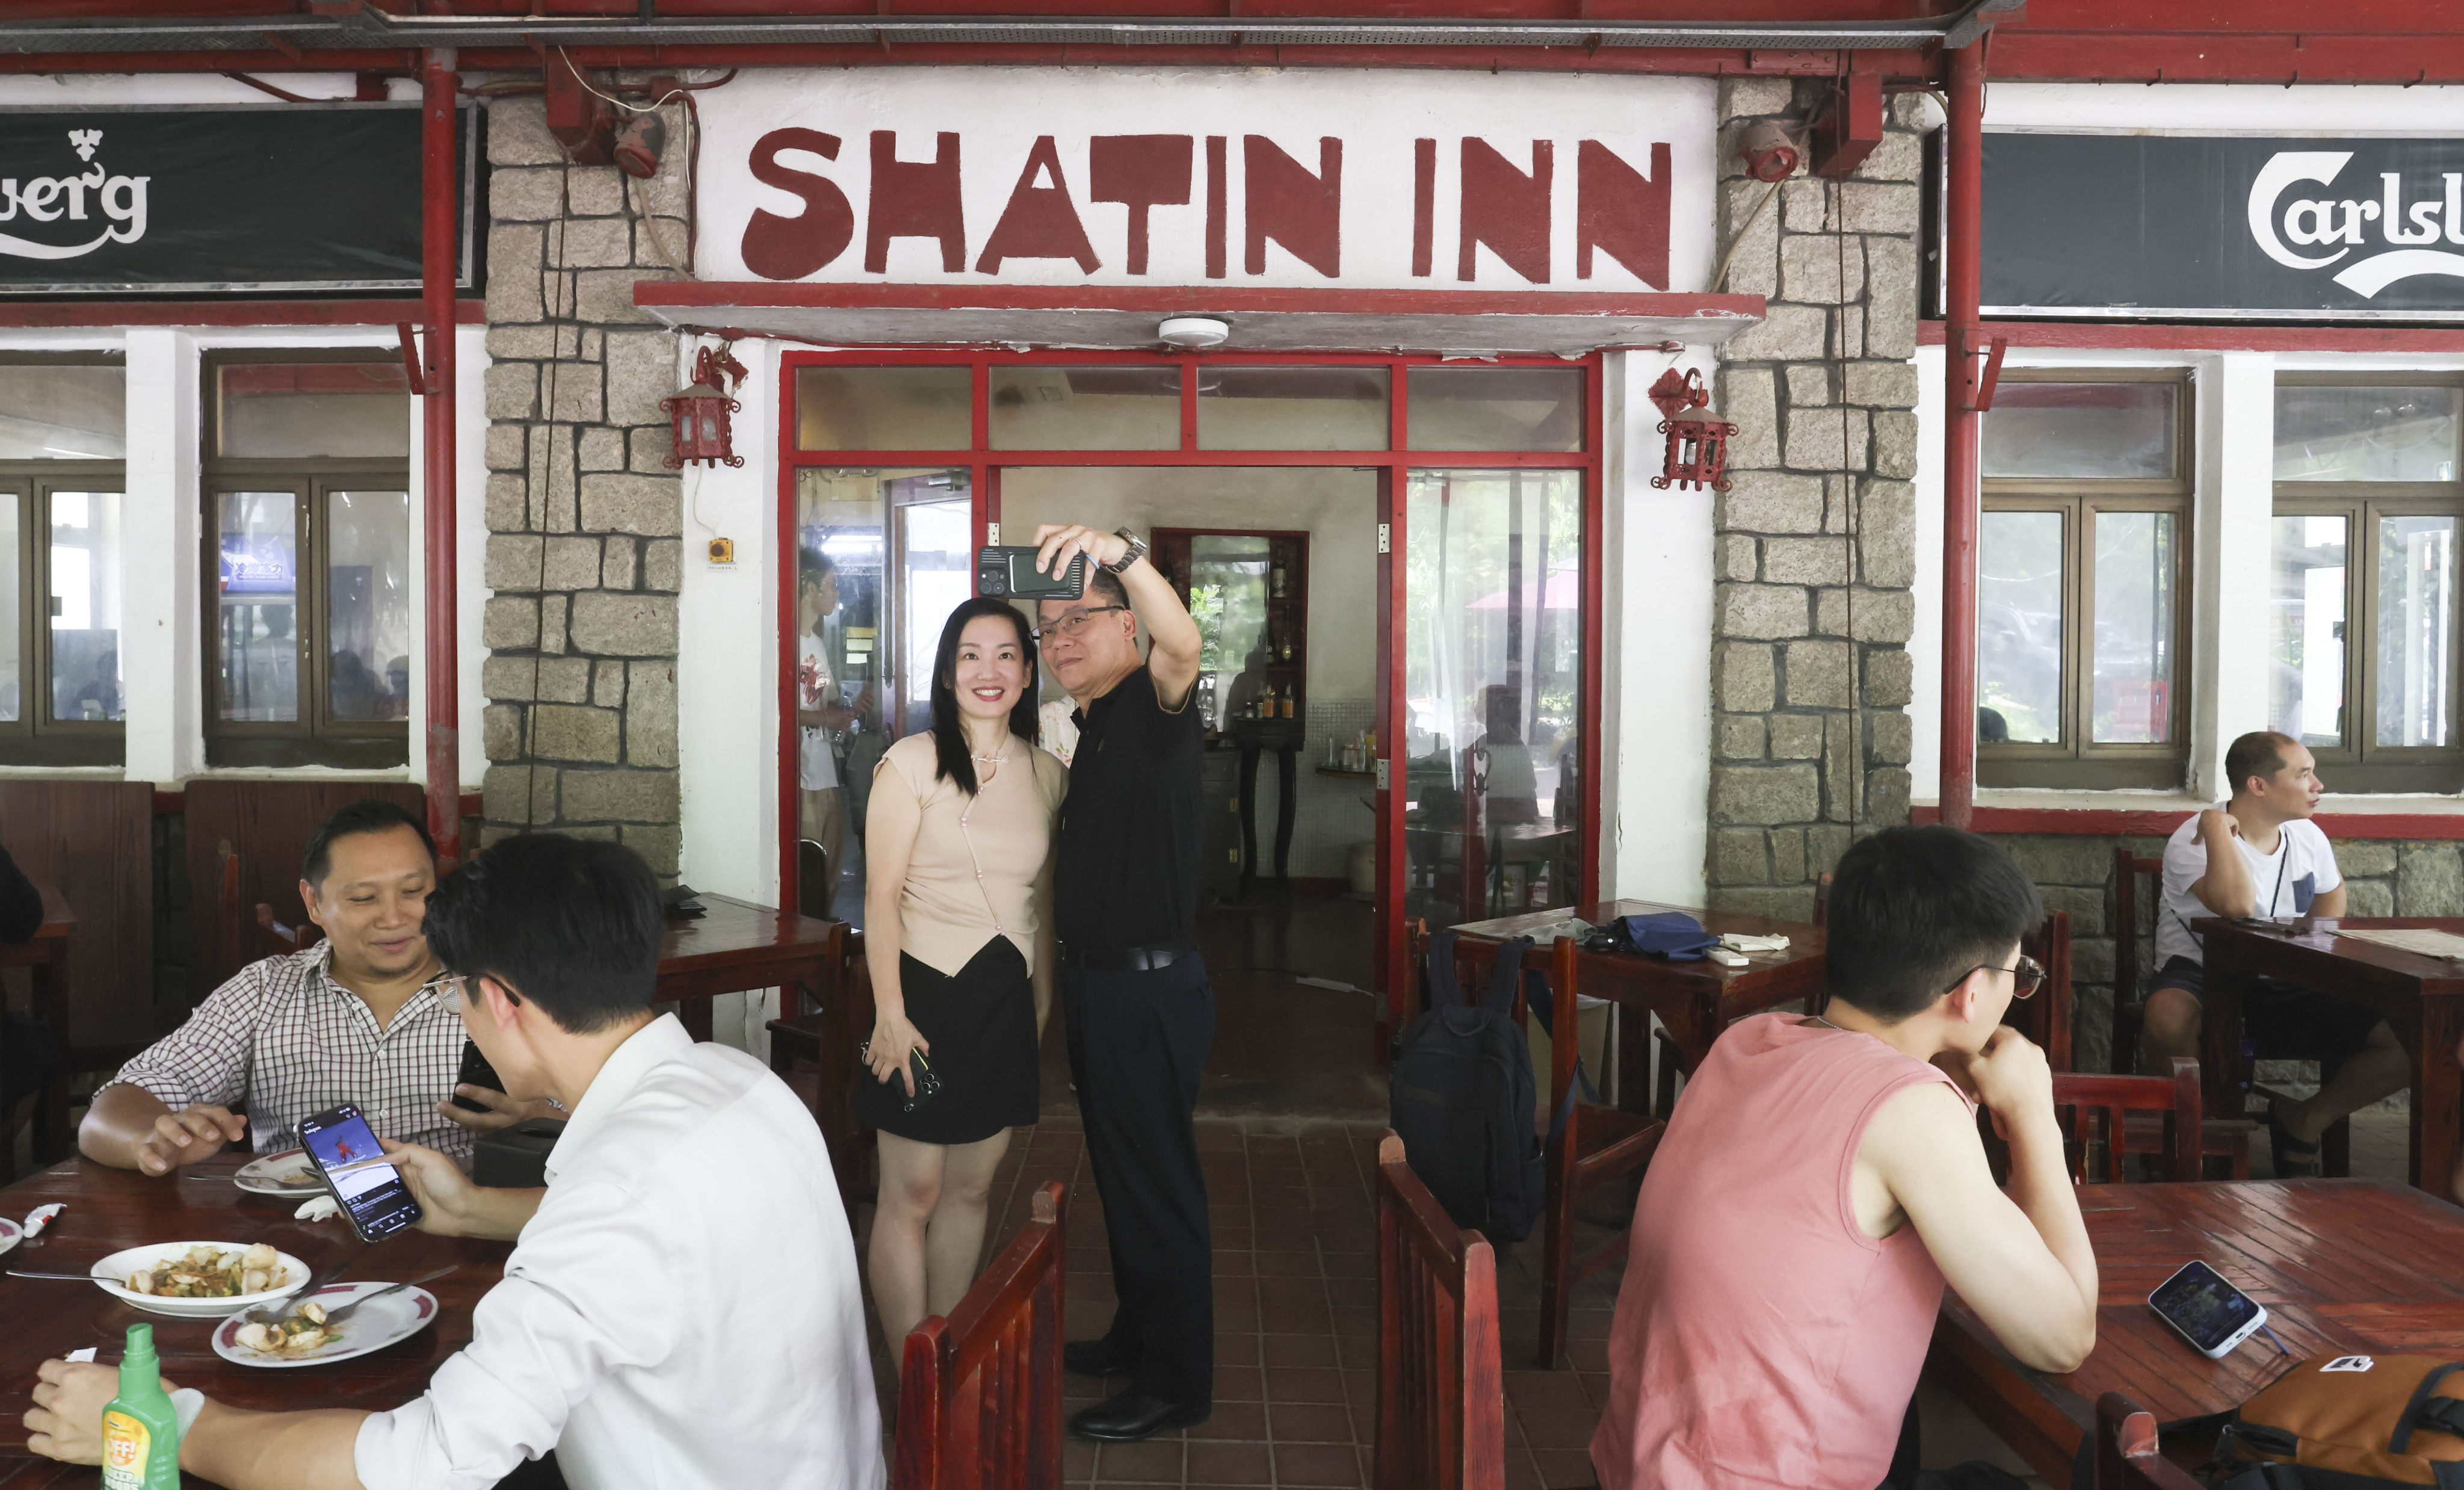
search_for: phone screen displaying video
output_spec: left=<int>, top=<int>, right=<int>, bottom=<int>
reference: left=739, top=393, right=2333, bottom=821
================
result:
left=2150, top=1260, right=2258, bottom=1349
left=299, top=1104, right=422, bottom=1241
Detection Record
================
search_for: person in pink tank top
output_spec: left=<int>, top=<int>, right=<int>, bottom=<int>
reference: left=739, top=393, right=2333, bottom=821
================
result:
left=1592, top=826, right=2099, bottom=1490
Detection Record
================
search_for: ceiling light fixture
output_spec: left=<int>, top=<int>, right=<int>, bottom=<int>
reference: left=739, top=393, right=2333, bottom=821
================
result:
left=1159, top=316, right=1230, bottom=348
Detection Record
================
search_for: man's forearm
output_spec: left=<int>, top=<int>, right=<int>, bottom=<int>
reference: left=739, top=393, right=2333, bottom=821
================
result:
left=183, top=1400, right=368, bottom=1490
left=1116, top=557, right=1200, bottom=666
left=2001, top=1113, right=2098, bottom=1317
left=78, top=1084, right=170, bottom=1169
left=457, top=1186, right=545, bottom=1241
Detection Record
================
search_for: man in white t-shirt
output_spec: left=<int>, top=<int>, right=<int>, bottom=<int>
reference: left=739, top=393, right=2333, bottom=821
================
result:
left=798, top=548, right=873, bottom=917
left=2146, top=730, right=2408, bottom=1176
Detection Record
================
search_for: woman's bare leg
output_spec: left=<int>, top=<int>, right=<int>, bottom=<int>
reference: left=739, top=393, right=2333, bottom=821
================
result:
left=869, top=1131, right=947, bottom=1350
left=922, top=1128, right=1014, bottom=1317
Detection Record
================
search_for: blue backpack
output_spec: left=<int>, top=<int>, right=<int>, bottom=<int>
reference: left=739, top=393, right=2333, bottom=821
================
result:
left=1389, top=932, right=1551, bottom=1246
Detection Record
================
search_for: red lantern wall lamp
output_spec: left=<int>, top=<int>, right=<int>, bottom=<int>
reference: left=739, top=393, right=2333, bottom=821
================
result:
left=662, top=344, right=750, bottom=469
left=1647, top=366, right=1736, bottom=493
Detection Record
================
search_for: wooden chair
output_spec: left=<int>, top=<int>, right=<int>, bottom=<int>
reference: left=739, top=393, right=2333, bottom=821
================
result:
left=2093, top=1393, right=2205, bottom=1490
left=893, top=1181, right=1066, bottom=1490
left=1536, top=936, right=1666, bottom=1368
left=1374, top=1131, right=1505, bottom=1490
left=2055, top=1059, right=2205, bottom=1184
left=253, top=902, right=321, bottom=959
left=765, top=918, right=871, bottom=1216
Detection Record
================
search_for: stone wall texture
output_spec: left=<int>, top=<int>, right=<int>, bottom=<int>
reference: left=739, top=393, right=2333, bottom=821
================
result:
left=1705, top=81, right=1926, bottom=920
left=478, top=95, right=690, bottom=879
left=1995, top=829, right=2457, bottom=1077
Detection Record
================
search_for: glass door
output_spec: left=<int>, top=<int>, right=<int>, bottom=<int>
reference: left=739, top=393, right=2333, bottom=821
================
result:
left=1400, top=469, right=1585, bottom=931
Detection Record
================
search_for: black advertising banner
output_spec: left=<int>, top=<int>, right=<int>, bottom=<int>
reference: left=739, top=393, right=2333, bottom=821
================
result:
left=0, top=104, right=474, bottom=294
left=1982, top=133, right=2464, bottom=321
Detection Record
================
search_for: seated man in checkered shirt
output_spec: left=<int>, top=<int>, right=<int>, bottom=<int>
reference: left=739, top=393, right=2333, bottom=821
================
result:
left=78, top=799, right=553, bottom=1175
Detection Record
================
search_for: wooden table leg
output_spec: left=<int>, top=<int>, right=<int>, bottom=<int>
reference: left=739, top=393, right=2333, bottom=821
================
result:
left=2413, top=997, right=2464, bottom=1202
left=2199, top=940, right=2252, bottom=1123
left=1614, top=997, right=1653, bottom=1118
left=677, top=998, right=715, bottom=1043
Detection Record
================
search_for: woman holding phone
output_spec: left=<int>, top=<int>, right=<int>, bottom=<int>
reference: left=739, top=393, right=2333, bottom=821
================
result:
left=860, top=596, right=1067, bottom=1352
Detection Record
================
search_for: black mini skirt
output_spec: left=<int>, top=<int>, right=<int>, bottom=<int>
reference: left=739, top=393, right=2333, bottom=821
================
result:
left=858, top=937, right=1040, bottom=1146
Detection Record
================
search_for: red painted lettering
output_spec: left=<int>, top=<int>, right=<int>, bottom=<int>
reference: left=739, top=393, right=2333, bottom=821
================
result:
left=1243, top=136, right=1341, bottom=279
left=1205, top=136, right=1227, bottom=280
left=1576, top=140, right=1670, bottom=286
left=740, top=128, right=854, bottom=281
left=975, top=136, right=1101, bottom=274
left=1458, top=138, right=1552, bottom=284
left=1411, top=138, right=1436, bottom=279
left=866, top=131, right=966, bottom=274
left=1089, top=135, right=1193, bottom=277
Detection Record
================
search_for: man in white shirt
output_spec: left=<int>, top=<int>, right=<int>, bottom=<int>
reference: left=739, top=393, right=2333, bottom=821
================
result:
left=798, top=546, right=874, bottom=918
left=2145, top=730, right=2407, bottom=1176
left=29, top=833, right=883, bottom=1490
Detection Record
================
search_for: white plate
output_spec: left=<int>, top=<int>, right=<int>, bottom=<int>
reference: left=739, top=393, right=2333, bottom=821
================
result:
left=233, top=1151, right=327, bottom=1198
left=0, top=1217, right=19, bottom=1258
left=211, top=1282, right=440, bottom=1368
left=90, top=1242, right=309, bottom=1318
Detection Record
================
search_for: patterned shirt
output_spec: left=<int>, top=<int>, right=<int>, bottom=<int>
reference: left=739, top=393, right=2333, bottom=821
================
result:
left=103, top=943, right=473, bottom=1164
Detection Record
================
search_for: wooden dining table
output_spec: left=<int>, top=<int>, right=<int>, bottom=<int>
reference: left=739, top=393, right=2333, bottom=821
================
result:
left=1450, top=898, right=1826, bottom=1117
left=2194, top=916, right=2464, bottom=1201
left=0, top=1152, right=514, bottom=1489
left=1924, top=1177, right=2464, bottom=1482
left=656, top=892, right=844, bottom=1043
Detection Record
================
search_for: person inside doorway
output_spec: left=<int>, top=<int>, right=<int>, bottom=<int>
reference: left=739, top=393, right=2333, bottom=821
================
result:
left=1592, top=826, right=2096, bottom=1490
left=78, top=799, right=552, bottom=1175
left=798, top=547, right=875, bottom=919
left=1030, top=524, right=1215, bottom=1444
left=2144, top=729, right=2407, bottom=1176
left=857, top=597, right=1066, bottom=1359
left=1475, top=682, right=1540, bottom=827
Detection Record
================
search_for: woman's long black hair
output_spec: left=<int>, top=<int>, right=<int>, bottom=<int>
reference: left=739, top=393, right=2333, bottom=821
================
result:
left=930, top=597, right=1041, bottom=796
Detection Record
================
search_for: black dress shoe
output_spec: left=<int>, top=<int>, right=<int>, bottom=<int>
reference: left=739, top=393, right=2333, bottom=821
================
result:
left=1063, top=1337, right=1142, bottom=1378
left=1069, top=1389, right=1209, bottom=1442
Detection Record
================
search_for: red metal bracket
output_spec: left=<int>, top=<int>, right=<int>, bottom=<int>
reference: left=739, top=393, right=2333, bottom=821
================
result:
left=395, top=321, right=427, bottom=397
left=1977, top=334, right=2008, bottom=410
left=1810, top=70, right=1883, bottom=179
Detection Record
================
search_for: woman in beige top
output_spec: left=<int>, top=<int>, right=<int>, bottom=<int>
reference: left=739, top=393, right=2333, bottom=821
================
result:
left=860, top=596, right=1068, bottom=1352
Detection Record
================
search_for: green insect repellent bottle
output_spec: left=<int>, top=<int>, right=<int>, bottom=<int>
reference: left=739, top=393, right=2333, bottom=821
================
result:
left=100, top=1323, right=181, bottom=1489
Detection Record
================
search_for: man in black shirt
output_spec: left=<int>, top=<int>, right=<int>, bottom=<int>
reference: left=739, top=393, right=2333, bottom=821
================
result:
left=1031, top=521, right=1213, bottom=1442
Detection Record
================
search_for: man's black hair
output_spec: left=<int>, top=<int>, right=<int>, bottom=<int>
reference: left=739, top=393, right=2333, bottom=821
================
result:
left=1084, top=565, right=1129, bottom=609
left=798, top=545, right=836, bottom=590
left=422, top=833, right=663, bottom=1034
left=2225, top=730, right=2299, bottom=799
left=300, top=799, right=436, bottom=889
left=1824, top=825, right=2044, bottom=1024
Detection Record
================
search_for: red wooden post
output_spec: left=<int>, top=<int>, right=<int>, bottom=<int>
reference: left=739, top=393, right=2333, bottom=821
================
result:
left=1939, top=40, right=1986, bottom=831
left=419, top=48, right=462, bottom=863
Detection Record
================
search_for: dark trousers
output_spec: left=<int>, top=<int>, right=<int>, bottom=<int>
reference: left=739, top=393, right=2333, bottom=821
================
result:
left=1064, top=953, right=1215, bottom=1406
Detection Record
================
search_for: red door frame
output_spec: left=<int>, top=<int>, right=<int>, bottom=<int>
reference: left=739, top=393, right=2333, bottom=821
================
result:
left=774, top=347, right=1605, bottom=1030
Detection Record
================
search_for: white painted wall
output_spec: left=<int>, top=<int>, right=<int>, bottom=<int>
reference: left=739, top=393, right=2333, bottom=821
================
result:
left=1602, top=345, right=1712, bottom=907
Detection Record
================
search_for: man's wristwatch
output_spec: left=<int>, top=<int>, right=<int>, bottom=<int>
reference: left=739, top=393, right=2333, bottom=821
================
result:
left=1106, top=528, right=1149, bottom=574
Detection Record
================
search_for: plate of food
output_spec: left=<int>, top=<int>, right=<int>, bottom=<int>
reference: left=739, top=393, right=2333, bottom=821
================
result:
left=0, top=1216, right=18, bottom=1259
left=233, top=1151, right=326, bottom=1198
left=90, top=1242, right=309, bottom=1318
left=211, top=1282, right=440, bottom=1368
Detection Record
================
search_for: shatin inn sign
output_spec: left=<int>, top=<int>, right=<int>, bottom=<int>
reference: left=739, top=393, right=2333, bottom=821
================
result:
left=0, top=104, right=471, bottom=294
left=1982, top=133, right=2464, bottom=321
left=697, top=70, right=1715, bottom=293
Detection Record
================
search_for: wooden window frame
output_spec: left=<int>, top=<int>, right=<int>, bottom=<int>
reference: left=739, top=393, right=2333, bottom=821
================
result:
left=1978, top=368, right=2194, bottom=791
left=0, top=463, right=129, bottom=767
left=201, top=350, right=410, bottom=771
left=2272, top=371, right=2464, bottom=793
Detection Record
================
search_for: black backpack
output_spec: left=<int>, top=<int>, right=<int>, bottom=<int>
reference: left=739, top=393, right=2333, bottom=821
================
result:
left=1388, top=932, right=1552, bottom=1246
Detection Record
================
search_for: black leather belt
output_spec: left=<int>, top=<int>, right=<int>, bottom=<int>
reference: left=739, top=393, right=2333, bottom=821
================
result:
left=1062, top=939, right=1200, bottom=972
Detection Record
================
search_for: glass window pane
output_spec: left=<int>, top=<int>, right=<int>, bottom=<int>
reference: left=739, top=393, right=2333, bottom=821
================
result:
left=1982, top=382, right=2176, bottom=480
left=1196, top=366, right=1389, bottom=451
left=215, top=363, right=411, bottom=459
left=0, top=365, right=123, bottom=460
left=2376, top=513, right=2456, bottom=748
left=988, top=365, right=1179, bottom=451
left=2089, top=510, right=2175, bottom=743
left=0, top=499, right=17, bottom=722
left=1403, top=469, right=1583, bottom=927
left=795, top=365, right=971, bottom=451
left=889, top=472, right=973, bottom=737
left=1978, top=510, right=2065, bottom=745
left=48, top=491, right=122, bottom=723
left=326, top=490, right=411, bottom=723
left=2270, top=514, right=2348, bottom=749
left=216, top=491, right=299, bottom=722
left=1406, top=366, right=1583, bottom=452
left=2277, top=385, right=2462, bottom=483
left=1190, top=535, right=1275, bottom=732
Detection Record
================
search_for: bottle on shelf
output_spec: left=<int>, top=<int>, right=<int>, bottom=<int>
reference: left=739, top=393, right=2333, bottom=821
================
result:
left=1282, top=688, right=1296, bottom=720
left=1270, top=561, right=1288, bottom=599
left=1279, top=637, right=1294, bottom=663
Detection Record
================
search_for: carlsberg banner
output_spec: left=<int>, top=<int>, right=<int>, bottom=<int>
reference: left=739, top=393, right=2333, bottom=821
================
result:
left=1981, top=132, right=2464, bottom=321
left=0, top=104, right=472, bottom=293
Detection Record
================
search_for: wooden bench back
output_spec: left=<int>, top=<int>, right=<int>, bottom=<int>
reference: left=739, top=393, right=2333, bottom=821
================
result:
left=1375, top=1131, right=1505, bottom=1490
left=894, top=1181, right=1066, bottom=1490
left=2094, top=1392, right=2205, bottom=1489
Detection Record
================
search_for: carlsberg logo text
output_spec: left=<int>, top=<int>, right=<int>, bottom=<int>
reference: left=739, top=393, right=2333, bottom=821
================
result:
left=2249, top=151, right=2464, bottom=298
left=0, top=130, right=149, bottom=261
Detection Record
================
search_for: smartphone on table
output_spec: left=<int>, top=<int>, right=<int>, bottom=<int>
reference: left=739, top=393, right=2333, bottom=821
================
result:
left=2149, top=1260, right=2268, bottom=1359
left=299, top=1103, right=424, bottom=1242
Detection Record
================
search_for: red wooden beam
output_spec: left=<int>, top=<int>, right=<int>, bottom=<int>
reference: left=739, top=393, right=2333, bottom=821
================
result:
left=1938, top=40, right=1984, bottom=832
left=1914, top=803, right=2464, bottom=842
left=0, top=299, right=484, bottom=329
left=421, top=48, right=463, bottom=864
left=1921, top=321, right=2464, bottom=353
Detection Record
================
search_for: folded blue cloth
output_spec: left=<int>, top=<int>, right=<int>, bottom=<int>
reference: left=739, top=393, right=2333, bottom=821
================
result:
left=1610, top=911, right=1719, bottom=962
